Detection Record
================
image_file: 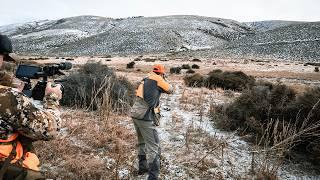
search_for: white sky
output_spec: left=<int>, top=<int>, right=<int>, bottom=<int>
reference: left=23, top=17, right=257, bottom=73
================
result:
left=0, top=0, right=319, bottom=25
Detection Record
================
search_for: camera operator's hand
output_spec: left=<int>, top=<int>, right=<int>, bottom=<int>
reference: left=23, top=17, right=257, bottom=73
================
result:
left=12, top=78, right=25, bottom=92
left=45, top=82, right=62, bottom=100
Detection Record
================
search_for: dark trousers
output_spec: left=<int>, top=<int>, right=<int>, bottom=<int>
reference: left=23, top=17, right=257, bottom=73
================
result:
left=133, top=119, right=160, bottom=180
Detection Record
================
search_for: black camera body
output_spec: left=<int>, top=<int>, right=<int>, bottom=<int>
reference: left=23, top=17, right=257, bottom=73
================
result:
left=15, top=62, right=72, bottom=101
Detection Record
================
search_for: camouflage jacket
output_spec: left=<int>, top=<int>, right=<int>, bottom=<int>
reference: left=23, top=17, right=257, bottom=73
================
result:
left=0, top=70, right=61, bottom=141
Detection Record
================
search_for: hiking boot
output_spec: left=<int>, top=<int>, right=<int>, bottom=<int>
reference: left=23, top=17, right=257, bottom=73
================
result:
left=138, top=155, right=148, bottom=175
left=147, top=156, right=160, bottom=180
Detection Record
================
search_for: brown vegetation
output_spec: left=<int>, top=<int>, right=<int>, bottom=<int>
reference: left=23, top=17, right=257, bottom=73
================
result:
left=186, top=69, right=195, bottom=74
left=184, top=69, right=255, bottom=91
left=170, top=67, right=181, bottom=74
left=191, top=64, right=200, bottom=69
left=61, top=62, right=135, bottom=112
left=181, top=64, right=191, bottom=69
left=34, top=110, right=135, bottom=179
left=183, top=73, right=205, bottom=87
left=210, top=81, right=320, bottom=161
left=126, top=61, right=135, bottom=69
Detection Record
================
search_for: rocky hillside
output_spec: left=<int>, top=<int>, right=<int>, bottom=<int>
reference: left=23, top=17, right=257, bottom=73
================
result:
left=220, top=22, right=320, bottom=62
left=1, top=15, right=319, bottom=62
left=244, top=20, right=300, bottom=32
left=0, top=15, right=252, bottom=56
left=184, top=21, right=320, bottom=62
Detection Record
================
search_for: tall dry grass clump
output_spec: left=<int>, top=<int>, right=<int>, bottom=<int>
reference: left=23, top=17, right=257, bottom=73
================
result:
left=34, top=110, right=136, bottom=179
left=61, top=61, right=135, bottom=112
left=35, top=69, right=137, bottom=179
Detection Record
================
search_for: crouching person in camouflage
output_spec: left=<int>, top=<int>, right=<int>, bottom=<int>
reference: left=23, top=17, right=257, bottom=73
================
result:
left=0, top=34, right=62, bottom=179
left=131, top=64, right=173, bottom=180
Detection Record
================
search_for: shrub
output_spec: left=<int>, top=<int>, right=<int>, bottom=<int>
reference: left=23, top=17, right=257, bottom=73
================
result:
left=223, top=90, right=234, bottom=98
left=143, top=58, right=156, bottom=62
left=170, top=67, right=181, bottom=74
left=305, top=62, right=320, bottom=66
left=206, top=70, right=255, bottom=91
left=61, top=62, right=135, bottom=112
left=192, top=58, right=201, bottom=62
left=126, top=61, right=135, bottom=69
left=213, top=82, right=320, bottom=160
left=255, top=80, right=273, bottom=89
left=103, top=55, right=112, bottom=58
left=191, top=64, right=200, bottom=69
left=66, top=58, right=74, bottom=61
left=315, top=67, right=319, bottom=72
left=181, top=64, right=191, bottom=69
left=182, top=69, right=255, bottom=90
left=134, top=58, right=141, bottom=61
left=288, top=87, right=320, bottom=156
left=37, top=57, right=49, bottom=60
left=183, top=73, right=204, bottom=87
left=223, top=86, right=271, bottom=131
left=286, top=87, right=320, bottom=123
left=186, top=69, right=195, bottom=74
left=209, top=69, right=223, bottom=74
left=225, top=84, right=296, bottom=130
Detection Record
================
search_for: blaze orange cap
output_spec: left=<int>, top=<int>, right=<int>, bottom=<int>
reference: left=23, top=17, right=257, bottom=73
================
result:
left=153, top=64, right=165, bottom=74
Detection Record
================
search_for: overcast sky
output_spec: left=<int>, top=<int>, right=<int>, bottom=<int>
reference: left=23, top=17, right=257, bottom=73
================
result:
left=0, top=0, right=319, bottom=25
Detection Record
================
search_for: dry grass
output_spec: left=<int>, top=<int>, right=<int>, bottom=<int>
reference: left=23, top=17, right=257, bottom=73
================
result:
left=34, top=110, right=135, bottom=179
left=248, top=70, right=320, bottom=81
left=25, top=55, right=319, bottom=179
left=170, top=124, right=229, bottom=179
left=179, top=87, right=210, bottom=105
left=288, top=83, right=308, bottom=94
left=241, top=99, right=320, bottom=179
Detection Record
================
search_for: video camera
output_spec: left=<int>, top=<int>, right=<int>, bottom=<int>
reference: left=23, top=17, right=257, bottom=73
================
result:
left=15, top=62, right=72, bottom=100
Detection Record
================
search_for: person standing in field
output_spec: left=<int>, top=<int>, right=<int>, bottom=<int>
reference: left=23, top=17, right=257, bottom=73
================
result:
left=131, top=64, right=173, bottom=180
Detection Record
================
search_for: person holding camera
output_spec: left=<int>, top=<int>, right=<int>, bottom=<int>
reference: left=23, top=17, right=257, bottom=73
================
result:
left=0, top=34, right=62, bottom=179
left=131, top=64, right=173, bottom=180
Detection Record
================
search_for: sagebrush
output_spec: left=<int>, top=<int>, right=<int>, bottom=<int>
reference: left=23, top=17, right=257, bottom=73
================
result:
left=211, top=82, right=320, bottom=161
left=61, top=62, right=135, bottom=111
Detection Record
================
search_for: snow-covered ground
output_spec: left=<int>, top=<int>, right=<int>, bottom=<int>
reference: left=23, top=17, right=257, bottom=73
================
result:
left=129, top=81, right=320, bottom=179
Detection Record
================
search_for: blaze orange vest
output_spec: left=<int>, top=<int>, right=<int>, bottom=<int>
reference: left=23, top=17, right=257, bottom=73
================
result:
left=0, top=133, right=40, bottom=171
